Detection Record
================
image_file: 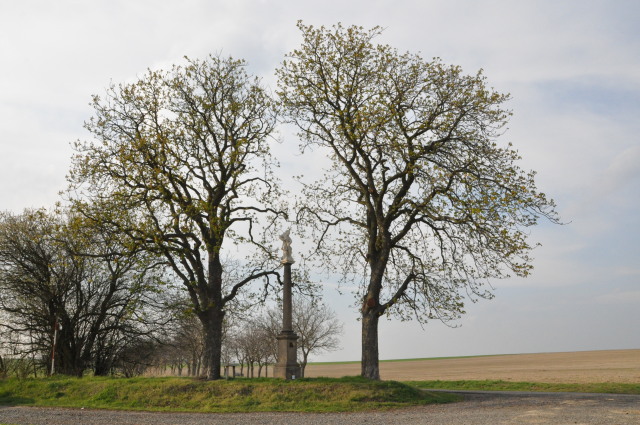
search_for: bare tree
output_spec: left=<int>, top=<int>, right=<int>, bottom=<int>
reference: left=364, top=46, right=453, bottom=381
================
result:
left=0, top=320, right=38, bottom=379
left=233, top=322, right=274, bottom=377
left=293, top=299, right=342, bottom=377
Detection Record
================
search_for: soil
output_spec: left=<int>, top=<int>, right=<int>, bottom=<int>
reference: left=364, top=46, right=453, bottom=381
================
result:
left=304, top=349, right=640, bottom=383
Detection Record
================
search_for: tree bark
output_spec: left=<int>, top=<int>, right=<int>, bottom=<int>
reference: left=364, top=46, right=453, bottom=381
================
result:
left=361, top=249, right=388, bottom=380
left=0, top=354, right=6, bottom=378
left=300, top=351, right=308, bottom=378
left=93, top=354, right=112, bottom=376
left=361, top=310, right=380, bottom=380
left=200, top=307, right=224, bottom=380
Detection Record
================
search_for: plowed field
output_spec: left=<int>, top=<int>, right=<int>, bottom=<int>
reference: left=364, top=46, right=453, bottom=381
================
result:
left=305, top=349, right=640, bottom=383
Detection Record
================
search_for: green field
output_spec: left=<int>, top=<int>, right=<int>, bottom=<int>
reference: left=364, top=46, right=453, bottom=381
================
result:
left=406, top=380, right=640, bottom=395
left=0, top=375, right=457, bottom=413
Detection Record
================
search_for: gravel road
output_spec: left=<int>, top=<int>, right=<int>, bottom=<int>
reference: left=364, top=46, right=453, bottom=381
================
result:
left=1, top=391, right=639, bottom=425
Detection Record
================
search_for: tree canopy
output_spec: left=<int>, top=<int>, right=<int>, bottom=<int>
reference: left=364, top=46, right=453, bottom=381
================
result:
left=277, top=22, right=559, bottom=379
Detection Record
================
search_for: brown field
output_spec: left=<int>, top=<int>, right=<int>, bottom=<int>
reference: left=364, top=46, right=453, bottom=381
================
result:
left=304, top=349, right=640, bottom=383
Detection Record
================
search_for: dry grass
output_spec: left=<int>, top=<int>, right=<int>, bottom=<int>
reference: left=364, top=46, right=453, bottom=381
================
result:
left=305, top=349, right=640, bottom=384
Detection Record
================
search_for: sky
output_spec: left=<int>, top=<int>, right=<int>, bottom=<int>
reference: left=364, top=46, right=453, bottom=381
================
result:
left=1, top=0, right=638, bottom=362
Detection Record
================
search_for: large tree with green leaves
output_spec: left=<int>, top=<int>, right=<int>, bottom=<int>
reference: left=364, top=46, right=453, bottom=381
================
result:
left=68, top=55, right=286, bottom=379
left=277, top=23, right=559, bottom=380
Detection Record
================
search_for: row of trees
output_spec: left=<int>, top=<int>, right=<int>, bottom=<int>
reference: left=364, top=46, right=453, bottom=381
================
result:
left=1, top=22, right=558, bottom=380
left=150, top=298, right=341, bottom=379
left=0, top=214, right=340, bottom=379
left=0, top=209, right=168, bottom=377
left=0, top=208, right=341, bottom=378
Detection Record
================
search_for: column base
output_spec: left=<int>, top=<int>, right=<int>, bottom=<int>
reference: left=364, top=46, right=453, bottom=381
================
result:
left=274, top=331, right=301, bottom=379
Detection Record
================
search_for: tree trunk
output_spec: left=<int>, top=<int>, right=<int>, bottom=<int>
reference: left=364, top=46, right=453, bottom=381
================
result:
left=300, top=351, right=309, bottom=378
left=201, top=307, right=224, bottom=380
left=93, top=355, right=112, bottom=376
left=361, top=310, right=380, bottom=380
left=56, top=339, right=84, bottom=377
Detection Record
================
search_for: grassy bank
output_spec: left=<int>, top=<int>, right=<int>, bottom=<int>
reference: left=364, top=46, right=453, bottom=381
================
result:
left=406, top=380, right=640, bottom=395
left=0, top=376, right=458, bottom=413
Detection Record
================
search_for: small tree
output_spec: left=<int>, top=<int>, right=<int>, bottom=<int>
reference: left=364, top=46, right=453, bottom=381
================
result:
left=278, top=23, right=559, bottom=379
left=293, top=299, right=342, bottom=377
left=233, top=322, right=274, bottom=377
left=162, top=308, right=206, bottom=376
left=68, top=55, right=288, bottom=379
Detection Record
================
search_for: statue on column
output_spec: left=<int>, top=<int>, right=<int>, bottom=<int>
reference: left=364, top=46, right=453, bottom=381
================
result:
left=279, top=229, right=294, bottom=264
left=274, top=229, right=300, bottom=379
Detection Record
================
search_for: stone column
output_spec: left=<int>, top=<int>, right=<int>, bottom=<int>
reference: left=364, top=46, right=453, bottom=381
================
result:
left=274, top=230, right=301, bottom=380
left=282, top=261, right=293, bottom=332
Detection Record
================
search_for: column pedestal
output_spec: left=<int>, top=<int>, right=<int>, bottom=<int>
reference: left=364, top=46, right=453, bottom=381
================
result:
left=273, top=330, right=300, bottom=379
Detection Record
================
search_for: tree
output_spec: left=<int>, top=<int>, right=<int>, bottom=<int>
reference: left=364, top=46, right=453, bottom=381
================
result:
left=260, top=299, right=343, bottom=377
left=277, top=23, right=559, bottom=379
left=174, top=313, right=206, bottom=377
left=232, top=322, right=274, bottom=377
left=0, top=321, right=8, bottom=379
left=159, top=302, right=207, bottom=377
left=68, top=55, right=287, bottom=379
left=112, top=337, right=160, bottom=377
left=0, top=313, right=39, bottom=378
left=0, top=209, right=163, bottom=376
left=0, top=353, right=5, bottom=379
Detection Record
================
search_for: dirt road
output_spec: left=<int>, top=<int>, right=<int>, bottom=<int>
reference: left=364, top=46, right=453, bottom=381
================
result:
left=305, top=349, right=640, bottom=383
left=1, top=392, right=638, bottom=424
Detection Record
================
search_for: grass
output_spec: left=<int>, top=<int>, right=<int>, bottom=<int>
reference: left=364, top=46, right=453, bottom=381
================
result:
left=406, top=380, right=640, bottom=395
left=0, top=375, right=458, bottom=413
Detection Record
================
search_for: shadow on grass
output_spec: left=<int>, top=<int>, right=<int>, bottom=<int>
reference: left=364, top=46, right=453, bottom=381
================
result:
left=0, top=391, right=35, bottom=406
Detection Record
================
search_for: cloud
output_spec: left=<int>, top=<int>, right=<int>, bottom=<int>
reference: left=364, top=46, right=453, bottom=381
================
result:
left=598, top=145, right=640, bottom=195
left=596, top=290, right=640, bottom=305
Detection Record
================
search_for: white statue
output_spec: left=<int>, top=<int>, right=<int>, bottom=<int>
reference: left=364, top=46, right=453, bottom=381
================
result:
left=279, top=229, right=294, bottom=264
